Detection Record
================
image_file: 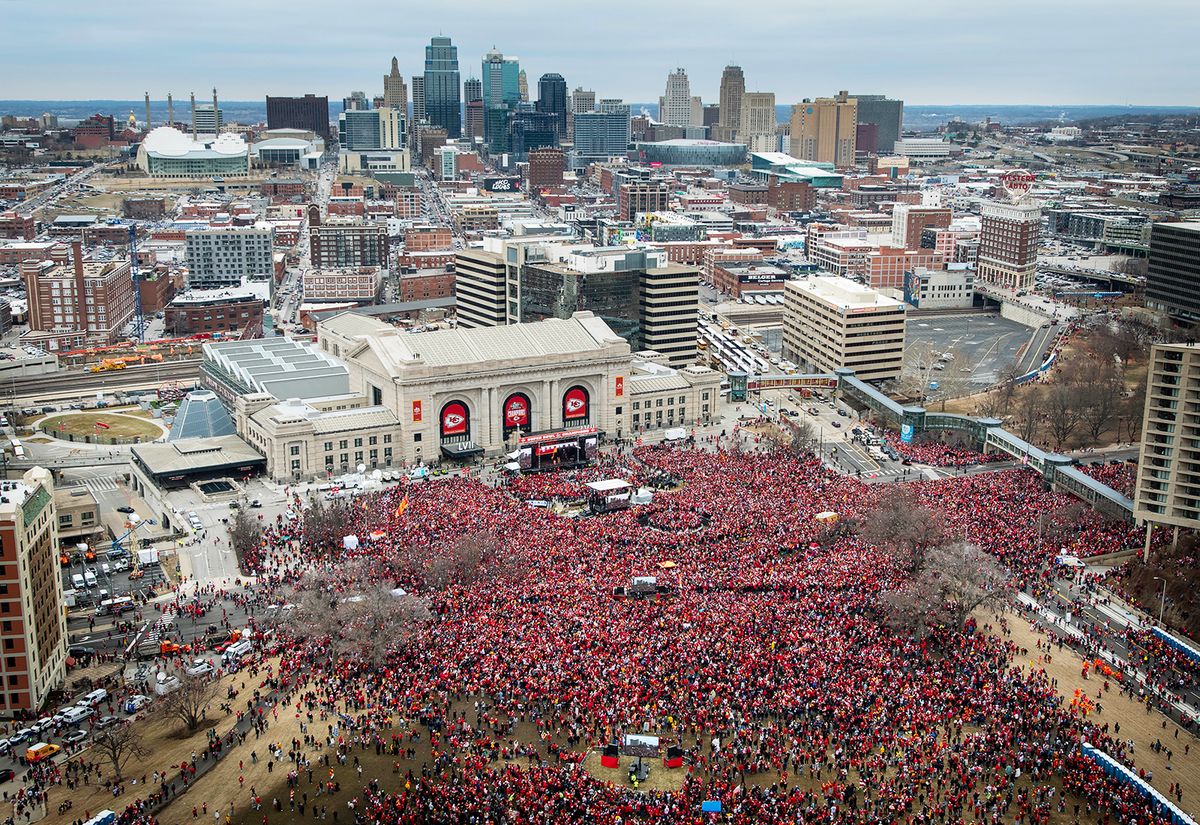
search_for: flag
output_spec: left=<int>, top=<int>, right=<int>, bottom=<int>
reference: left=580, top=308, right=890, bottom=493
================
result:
left=395, top=494, right=409, bottom=518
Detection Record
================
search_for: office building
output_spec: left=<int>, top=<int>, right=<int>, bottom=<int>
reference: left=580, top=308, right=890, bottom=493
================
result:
left=572, top=109, right=630, bottom=169
left=136, top=127, right=250, bottom=178
left=453, top=248, right=507, bottom=328
left=639, top=263, right=700, bottom=366
left=537, top=73, right=569, bottom=140
left=789, top=91, right=857, bottom=167
left=571, top=88, right=596, bottom=114
left=528, top=147, right=566, bottom=189
left=266, top=94, right=331, bottom=141
left=310, top=217, right=389, bottom=270
left=659, top=68, right=701, bottom=127
left=718, top=65, right=745, bottom=141
left=411, top=76, right=426, bottom=123
left=463, top=77, right=482, bottom=105
left=185, top=225, right=275, bottom=288
left=0, top=212, right=35, bottom=241
left=976, top=200, right=1040, bottom=291
left=738, top=92, right=777, bottom=154
left=342, top=91, right=369, bottom=111
left=891, top=138, right=953, bottom=159
left=903, top=266, right=974, bottom=310
left=866, top=247, right=945, bottom=291
left=853, top=94, right=903, bottom=153
left=383, top=57, right=408, bottom=112
left=164, top=287, right=265, bottom=337
left=464, top=100, right=484, bottom=141
left=192, top=103, right=222, bottom=135
left=508, top=108, right=558, bottom=159
left=302, top=267, right=382, bottom=303
left=1135, top=343, right=1200, bottom=531
left=482, top=49, right=521, bottom=109
left=782, top=276, right=906, bottom=382
left=424, top=36, right=461, bottom=137
left=1146, top=222, right=1200, bottom=321
left=21, top=243, right=136, bottom=348
left=338, top=108, right=405, bottom=150
left=891, top=204, right=953, bottom=248
left=0, top=468, right=67, bottom=716
left=518, top=69, right=529, bottom=102
left=619, top=178, right=670, bottom=221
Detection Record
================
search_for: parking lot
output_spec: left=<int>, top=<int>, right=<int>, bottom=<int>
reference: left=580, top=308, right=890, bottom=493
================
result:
left=906, top=314, right=1037, bottom=387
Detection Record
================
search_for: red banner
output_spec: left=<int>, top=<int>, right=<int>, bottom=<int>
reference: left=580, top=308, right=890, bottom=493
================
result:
left=440, top=401, right=468, bottom=436
left=615, top=376, right=624, bottom=397
left=412, top=400, right=422, bottom=422
left=563, top=386, right=589, bottom=420
left=504, top=394, right=530, bottom=428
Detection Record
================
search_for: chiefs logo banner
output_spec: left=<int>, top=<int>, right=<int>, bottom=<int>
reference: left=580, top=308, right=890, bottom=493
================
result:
left=441, top=401, right=468, bottom=436
left=563, top=386, right=589, bottom=420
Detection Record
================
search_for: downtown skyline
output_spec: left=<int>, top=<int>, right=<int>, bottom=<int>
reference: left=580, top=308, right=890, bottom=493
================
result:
left=2, top=0, right=1199, bottom=105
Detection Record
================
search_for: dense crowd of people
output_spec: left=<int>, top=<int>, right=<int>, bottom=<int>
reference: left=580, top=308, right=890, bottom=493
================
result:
left=91, top=438, right=1187, bottom=824
left=1080, top=462, right=1138, bottom=499
left=883, top=432, right=1007, bottom=468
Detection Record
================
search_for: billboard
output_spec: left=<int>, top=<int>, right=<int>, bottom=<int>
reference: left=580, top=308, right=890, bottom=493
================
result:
left=483, top=176, right=522, bottom=192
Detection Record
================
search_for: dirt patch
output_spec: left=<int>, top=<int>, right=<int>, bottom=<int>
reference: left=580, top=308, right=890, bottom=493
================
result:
left=40, top=412, right=162, bottom=440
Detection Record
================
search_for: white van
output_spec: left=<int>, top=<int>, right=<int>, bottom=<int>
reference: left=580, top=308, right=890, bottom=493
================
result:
left=80, top=688, right=107, bottom=707
left=61, top=706, right=93, bottom=725
left=83, top=570, right=97, bottom=588
left=222, top=640, right=252, bottom=665
left=71, top=574, right=85, bottom=590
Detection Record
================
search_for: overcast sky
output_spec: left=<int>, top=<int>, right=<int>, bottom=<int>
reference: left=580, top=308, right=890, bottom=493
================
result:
left=4, top=0, right=1197, bottom=104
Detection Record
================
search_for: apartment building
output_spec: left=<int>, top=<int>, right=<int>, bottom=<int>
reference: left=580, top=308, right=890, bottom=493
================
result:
left=0, top=468, right=67, bottom=716
left=185, top=225, right=275, bottom=289
left=309, top=218, right=389, bottom=270
left=976, top=200, right=1040, bottom=291
left=302, top=268, right=382, bottom=304
left=22, top=242, right=135, bottom=348
left=1135, top=343, right=1200, bottom=532
left=866, top=246, right=945, bottom=290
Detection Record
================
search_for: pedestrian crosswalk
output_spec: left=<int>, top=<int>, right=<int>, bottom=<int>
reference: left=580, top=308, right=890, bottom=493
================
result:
left=73, top=477, right=119, bottom=493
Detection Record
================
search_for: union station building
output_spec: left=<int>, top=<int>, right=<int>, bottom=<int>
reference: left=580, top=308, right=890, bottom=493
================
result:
left=227, top=311, right=722, bottom=481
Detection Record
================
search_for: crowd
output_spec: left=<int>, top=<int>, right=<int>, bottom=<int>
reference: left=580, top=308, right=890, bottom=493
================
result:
left=883, top=432, right=1007, bottom=468
left=1080, top=462, right=1138, bottom=499
left=93, top=438, right=1189, bottom=825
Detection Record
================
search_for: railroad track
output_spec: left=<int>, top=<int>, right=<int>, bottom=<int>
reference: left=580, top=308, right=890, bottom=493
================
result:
left=5, top=360, right=202, bottom=404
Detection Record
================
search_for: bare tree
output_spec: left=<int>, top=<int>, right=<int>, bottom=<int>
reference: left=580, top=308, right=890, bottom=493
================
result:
left=1044, top=378, right=1085, bottom=449
left=423, top=529, right=510, bottom=590
left=860, top=490, right=946, bottom=577
left=1037, top=502, right=1089, bottom=547
left=1014, top=388, right=1044, bottom=443
left=996, top=360, right=1023, bottom=413
left=301, top=496, right=353, bottom=554
left=227, top=509, right=263, bottom=573
left=881, top=542, right=1013, bottom=637
left=92, top=719, right=148, bottom=782
left=1079, top=364, right=1123, bottom=443
left=159, top=674, right=220, bottom=734
left=894, top=341, right=942, bottom=403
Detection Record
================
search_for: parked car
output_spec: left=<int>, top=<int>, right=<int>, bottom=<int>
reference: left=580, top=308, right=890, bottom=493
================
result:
left=116, top=506, right=135, bottom=514
left=186, top=660, right=214, bottom=677
left=61, top=729, right=88, bottom=745
left=95, top=716, right=120, bottom=729
left=0, top=768, right=13, bottom=783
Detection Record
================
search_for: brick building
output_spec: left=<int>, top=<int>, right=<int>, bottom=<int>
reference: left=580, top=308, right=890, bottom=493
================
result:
left=398, top=269, right=456, bottom=302
left=0, top=212, right=35, bottom=241
left=891, top=205, right=953, bottom=249
left=0, top=468, right=67, bottom=716
left=528, top=147, right=566, bottom=190
left=403, top=225, right=453, bottom=252
left=259, top=179, right=306, bottom=201
left=22, top=242, right=135, bottom=348
left=164, top=289, right=265, bottom=337
left=712, top=261, right=790, bottom=297
left=302, top=268, right=382, bottom=303
left=121, top=198, right=167, bottom=220
left=73, top=114, right=115, bottom=149
left=308, top=209, right=390, bottom=270
left=865, top=246, right=945, bottom=290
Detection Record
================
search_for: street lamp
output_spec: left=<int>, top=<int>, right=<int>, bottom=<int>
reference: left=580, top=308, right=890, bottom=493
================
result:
left=1153, top=576, right=1167, bottom=625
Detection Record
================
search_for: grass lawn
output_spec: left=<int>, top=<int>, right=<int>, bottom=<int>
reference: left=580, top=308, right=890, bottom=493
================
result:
left=41, top=412, right=161, bottom=440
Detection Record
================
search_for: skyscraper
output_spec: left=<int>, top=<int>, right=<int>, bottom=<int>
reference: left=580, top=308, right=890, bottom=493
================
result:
left=659, top=68, right=699, bottom=127
left=383, top=57, right=408, bottom=112
left=853, top=94, right=904, bottom=153
left=739, top=92, right=776, bottom=153
left=571, top=88, right=596, bottom=114
left=572, top=108, right=630, bottom=169
left=411, top=76, right=426, bottom=123
left=977, top=199, right=1041, bottom=291
left=718, top=65, right=745, bottom=140
left=1146, top=222, right=1200, bottom=320
left=463, top=77, right=482, bottom=104
left=789, top=91, right=857, bottom=167
left=424, top=36, right=461, bottom=138
left=518, top=69, right=529, bottom=103
left=266, top=94, right=331, bottom=141
left=537, top=73, right=568, bottom=140
left=1135, top=342, right=1200, bottom=533
left=342, top=91, right=369, bottom=112
left=482, top=49, right=521, bottom=109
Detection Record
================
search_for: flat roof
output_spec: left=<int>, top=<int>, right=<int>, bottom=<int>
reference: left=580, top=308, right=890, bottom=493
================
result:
left=132, top=435, right=263, bottom=475
left=787, top=275, right=906, bottom=312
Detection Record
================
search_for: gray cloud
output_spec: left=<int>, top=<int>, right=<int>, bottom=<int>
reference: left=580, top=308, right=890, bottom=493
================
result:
left=4, top=0, right=1197, bottom=104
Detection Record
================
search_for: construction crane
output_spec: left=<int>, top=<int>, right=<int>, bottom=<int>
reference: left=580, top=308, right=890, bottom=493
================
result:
left=111, top=516, right=156, bottom=560
left=129, top=225, right=145, bottom=343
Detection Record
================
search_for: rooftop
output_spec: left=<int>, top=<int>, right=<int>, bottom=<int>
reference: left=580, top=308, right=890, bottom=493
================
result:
left=132, top=435, right=263, bottom=476
left=203, top=337, right=349, bottom=399
left=787, top=275, right=906, bottom=313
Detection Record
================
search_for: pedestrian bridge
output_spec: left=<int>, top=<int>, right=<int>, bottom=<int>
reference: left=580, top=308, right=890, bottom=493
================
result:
left=834, top=368, right=1134, bottom=521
